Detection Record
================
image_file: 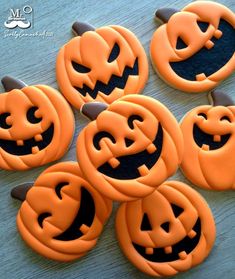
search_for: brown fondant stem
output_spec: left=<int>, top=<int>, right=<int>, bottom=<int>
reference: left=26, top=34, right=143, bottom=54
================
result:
left=72, top=21, right=95, bottom=36
left=208, top=90, right=234, bottom=106
left=11, top=183, right=33, bottom=202
left=155, top=8, right=179, bottom=23
left=80, top=102, right=108, bottom=121
left=1, top=76, right=27, bottom=92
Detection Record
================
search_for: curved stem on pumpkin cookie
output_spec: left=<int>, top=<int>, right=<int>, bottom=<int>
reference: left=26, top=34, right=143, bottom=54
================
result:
left=11, top=183, right=33, bottom=201
left=208, top=90, right=234, bottom=106
left=1, top=76, right=27, bottom=92
left=155, top=8, right=179, bottom=23
left=72, top=21, right=95, bottom=36
left=80, top=102, right=108, bottom=121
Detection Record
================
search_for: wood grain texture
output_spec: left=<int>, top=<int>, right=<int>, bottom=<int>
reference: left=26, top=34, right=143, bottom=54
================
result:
left=0, top=0, right=234, bottom=278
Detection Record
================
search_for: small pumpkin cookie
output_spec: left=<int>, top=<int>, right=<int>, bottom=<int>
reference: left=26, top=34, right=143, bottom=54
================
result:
left=150, top=1, right=235, bottom=93
left=180, top=90, right=235, bottom=190
left=56, top=21, right=148, bottom=109
left=0, top=76, right=74, bottom=171
left=12, top=162, right=112, bottom=261
left=77, top=95, right=183, bottom=201
left=116, top=181, right=216, bottom=277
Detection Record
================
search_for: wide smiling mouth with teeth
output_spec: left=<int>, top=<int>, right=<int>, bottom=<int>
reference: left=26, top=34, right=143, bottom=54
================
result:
left=169, top=19, right=235, bottom=81
left=97, top=124, right=163, bottom=180
left=74, top=58, right=139, bottom=99
left=193, top=124, right=231, bottom=151
left=0, top=124, right=54, bottom=156
left=133, top=218, right=201, bottom=262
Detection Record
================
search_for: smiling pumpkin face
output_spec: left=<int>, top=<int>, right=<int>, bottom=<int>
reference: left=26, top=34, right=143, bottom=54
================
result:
left=56, top=22, right=148, bottom=109
left=0, top=84, right=74, bottom=170
left=77, top=95, right=183, bottom=201
left=116, top=181, right=216, bottom=277
left=16, top=162, right=112, bottom=261
left=150, top=1, right=235, bottom=93
left=180, top=92, right=235, bottom=190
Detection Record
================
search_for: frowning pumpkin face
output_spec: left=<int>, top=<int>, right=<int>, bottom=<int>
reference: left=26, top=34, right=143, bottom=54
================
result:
left=150, top=1, right=235, bottom=93
left=0, top=84, right=74, bottom=170
left=16, top=162, right=112, bottom=261
left=77, top=95, right=183, bottom=201
left=116, top=181, right=216, bottom=277
left=56, top=22, right=148, bottom=109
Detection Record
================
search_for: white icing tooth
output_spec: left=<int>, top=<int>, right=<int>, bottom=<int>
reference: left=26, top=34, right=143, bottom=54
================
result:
left=138, top=164, right=149, bottom=176
left=164, top=246, right=172, bottom=254
left=108, top=157, right=120, bottom=168
left=146, top=143, right=157, bottom=154
left=178, top=251, right=187, bottom=260
left=205, top=40, right=214, bottom=49
left=80, top=224, right=90, bottom=234
left=213, top=135, right=221, bottom=142
left=188, top=229, right=197, bottom=239
left=145, top=247, right=154, bottom=255
left=32, top=146, right=39, bottom=154
left=202, top=144, right=210, bottom=151
left=34, top=134, right=43, bottom=142
left=16, top=140, right=24, bottom=146
left=196, top=73, right=207, bottom=81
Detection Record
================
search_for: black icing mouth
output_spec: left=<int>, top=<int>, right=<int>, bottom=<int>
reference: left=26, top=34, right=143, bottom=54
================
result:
left=193, top=124, right=231, bottom=150
left=98, top=124, right=163, bottom=180
left=0, top=124, right=54, bottom=156
left=74, top=58, right=139, bottom=98
left=53, top=187, right=95, bottom=241
left=133, top=218, right=201, bottom=262
left=170, top=19, right=235, bottom=81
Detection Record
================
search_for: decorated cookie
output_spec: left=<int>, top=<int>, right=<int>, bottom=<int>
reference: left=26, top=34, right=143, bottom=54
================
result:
left=0, top=76, right=74, bottom=171
left=150, top=1, right=235, bottom=93
left=11, top=162, right=112, bottom=261
left=180, top=90, right=235, bottom=190
left=56, top=21, right=148, bottom=109
left=77, top=95, right=183, bottom=201
left=116, top=181, right=216, bottom=277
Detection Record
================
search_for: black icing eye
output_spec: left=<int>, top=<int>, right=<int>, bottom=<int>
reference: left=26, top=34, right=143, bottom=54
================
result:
left=108, top=43, right=120, bottom=63
left=198, top=113, right=207, bottom=119
left=72, top=61, right=91, bottom=73
left=93, top=131, right=116, bottom=150
left=197, top=21, right=210, bottom=33
left=141, top=213, right=152, bottom=231
left=220, top=116, right=231, bottom=122
left=26, top=107, right=42, bottom=124
left=55, top=182, right=69, bottom=199
left=0, top=113, right=11, bottom=129
left=171, top=204, right=184, bottom=218
left=176, top=36, right=187, bottom=50
left=127, top=115, right=144, bottom=129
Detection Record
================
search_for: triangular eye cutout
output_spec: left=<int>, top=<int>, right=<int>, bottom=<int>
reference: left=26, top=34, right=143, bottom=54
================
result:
left=108, top=43, right=120, bottom=63
left=160, top=221, right=170, bottom=233
left=141, top=213, right=152, bottom=231
left=124, top=137, right=135, bottom=147
left=197, top=21, right=209, bottom=33
left=171, top=204, right=184, bottom=218
left=176, top=37, right=187, bottom=50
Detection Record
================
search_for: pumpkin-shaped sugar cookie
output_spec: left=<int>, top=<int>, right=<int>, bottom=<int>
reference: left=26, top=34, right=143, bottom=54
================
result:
left=180, top=90, right=235, bottom=190
left=0, top=76, right=74, bottom=171
left=56, top=22, right=148, bottom=109
left=12, top=162, right=112, bottom=261
left=77, top=95, right=183, bottom=201
left=116, top=181, right=216, bottom=277
left=150, top=1, right=235, bottom=93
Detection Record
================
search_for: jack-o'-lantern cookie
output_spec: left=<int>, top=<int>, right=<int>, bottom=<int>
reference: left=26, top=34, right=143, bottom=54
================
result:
left=0, top=76, right=74, bottom=171
left=11, top=162, right=112, bottom=261
left=150, top=1, right=235, bottom=93
left=56, top=21, right=148, bottom=109
left=77, top=95, right=183, bottom=201
left=116, top=181, right=216, bottom=277
left=180, top=90, right=235, bottom=190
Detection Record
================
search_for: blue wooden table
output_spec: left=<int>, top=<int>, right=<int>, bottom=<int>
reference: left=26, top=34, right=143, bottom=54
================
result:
left=0, top=0, right=234, bottom=278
